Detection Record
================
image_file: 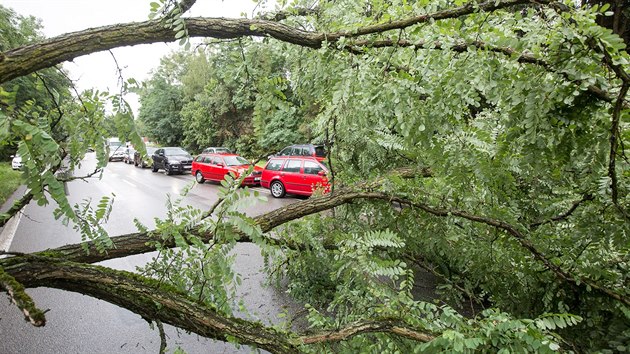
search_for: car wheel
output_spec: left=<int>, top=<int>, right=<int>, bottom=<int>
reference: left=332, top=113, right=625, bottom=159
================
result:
left=166, top=164, right=173, bottom=175
left=195, top=171, right=205, bottom=183
left=152, top=164, right=158, bottom=173
left=270, top=181, right=286, bottom=198
left=134, top=160, right=138, bottom=167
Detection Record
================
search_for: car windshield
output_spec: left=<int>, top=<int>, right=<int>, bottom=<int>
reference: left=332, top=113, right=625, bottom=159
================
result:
left=223, top=156, right=249, bottom=166
left=164, top=147, right=189, bottom=156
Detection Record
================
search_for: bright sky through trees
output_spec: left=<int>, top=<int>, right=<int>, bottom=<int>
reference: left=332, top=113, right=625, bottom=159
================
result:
left=3, top=0, right=264, bottom=112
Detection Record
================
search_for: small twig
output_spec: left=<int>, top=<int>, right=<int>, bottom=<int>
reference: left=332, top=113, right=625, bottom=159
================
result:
left=59, top=168, right=103, bottom=183
left=529, top=194, right=594, bottom=228
left=55, top=67, right=89, bottom=113
left=238, top=39, right=251, bottom=85
left=34, top=72, right=64, bottom=130
left=155, top=319, right=168, bottom=353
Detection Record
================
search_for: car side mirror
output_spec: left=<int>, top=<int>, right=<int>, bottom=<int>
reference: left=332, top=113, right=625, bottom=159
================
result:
left=318, top=170, right=327, bottom=176
left=217, top=162, right=224, bottom=167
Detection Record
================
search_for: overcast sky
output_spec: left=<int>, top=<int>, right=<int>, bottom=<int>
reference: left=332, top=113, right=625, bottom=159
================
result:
left=3, top=0, right=269, bottom=113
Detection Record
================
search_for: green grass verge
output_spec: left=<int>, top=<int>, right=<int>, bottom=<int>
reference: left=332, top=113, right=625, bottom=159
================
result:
left=0, top=162, right=22, bottom=206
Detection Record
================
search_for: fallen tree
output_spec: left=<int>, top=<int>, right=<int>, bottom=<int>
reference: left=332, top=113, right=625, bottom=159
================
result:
left=1, top=0, right=628, bottom=351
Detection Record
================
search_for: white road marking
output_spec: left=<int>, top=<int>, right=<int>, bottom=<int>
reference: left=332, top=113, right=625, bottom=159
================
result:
left=123, top=180, right=136, bottom=188
left=0, top=211, right=23, bottom=256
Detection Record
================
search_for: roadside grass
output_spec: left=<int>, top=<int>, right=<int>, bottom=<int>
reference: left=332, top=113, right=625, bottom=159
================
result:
left=0, top=162, right=22, bottom=206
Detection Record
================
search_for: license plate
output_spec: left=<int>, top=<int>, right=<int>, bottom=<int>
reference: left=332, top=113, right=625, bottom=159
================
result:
left=254, top=177, right=261, bottom=181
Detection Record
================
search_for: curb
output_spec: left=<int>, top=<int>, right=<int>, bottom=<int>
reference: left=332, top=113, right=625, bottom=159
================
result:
left=0, top=185, right=27, bottom=253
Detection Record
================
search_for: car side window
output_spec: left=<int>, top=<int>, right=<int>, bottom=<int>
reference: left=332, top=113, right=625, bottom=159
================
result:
left=283, top=159, right=302, bottom=173
left=155, top=149, right=163, bottom=155
left=303, top=161, right=323, bottom=175
left=266, top=159, right=284, bottom=171
left=314, top=146, right=326, bottom=157
left=214, top=157, right=224, bottom=165
left=203, top=156, right=212, bottom=163
left=195, top=156, right=204, bottom=162
left=279, top=147, right=292, bottom=156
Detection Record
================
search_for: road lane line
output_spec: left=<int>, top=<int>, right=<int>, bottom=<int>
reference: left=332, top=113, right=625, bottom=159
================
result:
left=0, top=211, right=23, bottom=256
left=122, top=180, right=136, bottom=188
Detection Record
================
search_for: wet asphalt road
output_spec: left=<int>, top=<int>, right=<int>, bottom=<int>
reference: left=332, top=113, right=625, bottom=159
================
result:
left=0, top=153, right=302, bottom=353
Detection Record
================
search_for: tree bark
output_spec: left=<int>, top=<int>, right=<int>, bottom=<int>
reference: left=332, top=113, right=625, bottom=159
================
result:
left=3, top=256, right=435, bottom=352
left=3, top=257, right=299, bottom=353
left=0, top=0, right=550, bottom=84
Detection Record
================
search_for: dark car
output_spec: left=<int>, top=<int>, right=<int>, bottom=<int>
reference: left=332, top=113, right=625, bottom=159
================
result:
left=261, top=156, right=329, bottom=198
left=151, top=147, right=193, bottom=175
left=134, top=146, right=157, bottom=168
left=192, top=153, right=263, bottom=186
left=201, top=147, right=232, bottom=154
left=270, top=144, right=326, bottom=162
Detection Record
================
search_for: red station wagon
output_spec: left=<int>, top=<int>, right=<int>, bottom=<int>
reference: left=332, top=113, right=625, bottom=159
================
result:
left=192, top=153, right=263, bottom=186
left=261, top=157, right=330, bottom=198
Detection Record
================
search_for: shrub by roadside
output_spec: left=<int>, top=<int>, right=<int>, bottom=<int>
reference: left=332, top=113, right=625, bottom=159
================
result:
left=0, top=162, right=21, bottom=206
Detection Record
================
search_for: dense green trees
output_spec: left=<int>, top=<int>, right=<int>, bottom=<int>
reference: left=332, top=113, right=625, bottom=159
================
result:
left=0, top=5, right=73, bottom=159
left=1, top=0, right=629, bottom=352
left=140, top=40, right=314, bottom=157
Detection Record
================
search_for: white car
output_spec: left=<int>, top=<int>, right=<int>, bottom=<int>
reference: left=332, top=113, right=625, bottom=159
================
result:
left=11, top=155, right=22, bottom=170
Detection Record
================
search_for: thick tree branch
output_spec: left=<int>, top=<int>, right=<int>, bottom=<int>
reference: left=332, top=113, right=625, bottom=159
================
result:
left=2, top=169, right=626, bottom=309
left=609, top=83, right=629, bottom=216
left=3, top=168, right=430, bottom=265
left=0, top=265, right=46, bottom=326
left=3, top=257, right=298, bottom=354
left=300, top=319, right=435, bottom=344
left=0, top=0, right=553, bottom=84
left=382, top=195, right=630, bottom=307
left=3, top=257, right=436, bottom=350
left=330, top=0, right=554, bottom=40
left=348, top=39, right=620, bottom=105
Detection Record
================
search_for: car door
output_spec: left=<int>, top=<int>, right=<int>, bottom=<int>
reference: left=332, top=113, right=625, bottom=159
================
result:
left=261, top=158, right=285, bottom=188
left=153, top=149, right=164, bottom=168
left=281, top=159, right=303, bottom=194
left=301, top=160, right=327, bottom=194
left=199, top=156, right=212, bottom=179
left=193, top=155, right=209, bottom=179
left=207, top=155, right=224, bottom=181
left=215, top=156, right=229, bottom=181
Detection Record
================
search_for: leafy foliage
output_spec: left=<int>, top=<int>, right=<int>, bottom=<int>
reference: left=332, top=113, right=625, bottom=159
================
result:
left=1, top=0, right=630, bottom=352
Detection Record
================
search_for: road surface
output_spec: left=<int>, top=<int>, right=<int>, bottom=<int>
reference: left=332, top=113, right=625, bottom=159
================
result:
left=0, top=153, right=302, bottom=353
